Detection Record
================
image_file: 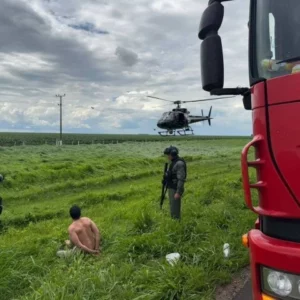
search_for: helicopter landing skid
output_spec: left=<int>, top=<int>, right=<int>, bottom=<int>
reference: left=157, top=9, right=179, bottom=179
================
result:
left=158, top=130, right=176, bottom=137
left=177, top=127, right=194, bottom=136
left=158, top=127, right=194, bottom=136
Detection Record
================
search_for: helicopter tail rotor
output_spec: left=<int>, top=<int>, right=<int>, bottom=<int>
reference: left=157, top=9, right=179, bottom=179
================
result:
left=208, top=106, right=212, bottom=126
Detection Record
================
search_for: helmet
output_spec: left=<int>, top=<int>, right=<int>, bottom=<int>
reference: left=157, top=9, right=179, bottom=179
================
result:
left=163, top=146, right=179, bottom=157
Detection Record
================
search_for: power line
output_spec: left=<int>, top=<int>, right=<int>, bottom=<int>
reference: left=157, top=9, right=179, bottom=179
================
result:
left=55, top=94, right=66, bottom=146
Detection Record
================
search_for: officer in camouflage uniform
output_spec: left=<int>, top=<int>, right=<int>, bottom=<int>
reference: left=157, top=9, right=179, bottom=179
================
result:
left=163, top=146, right=187, bottom=220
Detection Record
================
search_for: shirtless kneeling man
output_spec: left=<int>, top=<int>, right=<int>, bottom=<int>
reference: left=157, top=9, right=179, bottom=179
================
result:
left=57, top=205, right=100, bottom=258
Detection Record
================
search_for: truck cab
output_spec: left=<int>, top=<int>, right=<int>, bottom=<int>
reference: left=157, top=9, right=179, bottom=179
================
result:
left=199, top=1, right=300, bottom=299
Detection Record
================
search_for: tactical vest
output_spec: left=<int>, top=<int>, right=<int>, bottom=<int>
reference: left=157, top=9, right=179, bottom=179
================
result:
left=166, top=157, right=187, bottom=189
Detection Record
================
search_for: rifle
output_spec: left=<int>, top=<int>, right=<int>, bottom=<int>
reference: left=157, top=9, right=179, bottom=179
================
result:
left=160, top=163, right=168, bottom=209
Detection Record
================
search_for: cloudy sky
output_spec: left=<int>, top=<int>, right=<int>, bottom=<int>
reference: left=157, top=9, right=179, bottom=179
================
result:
left=0, top=0, right=251, bottom=135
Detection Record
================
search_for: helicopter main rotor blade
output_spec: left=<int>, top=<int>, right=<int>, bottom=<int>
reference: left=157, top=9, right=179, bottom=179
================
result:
left=181, top=96, right=235, bottom=103
left=147, top=96, right=174, bottom=102
left=152, top=103, right=172, bottom=108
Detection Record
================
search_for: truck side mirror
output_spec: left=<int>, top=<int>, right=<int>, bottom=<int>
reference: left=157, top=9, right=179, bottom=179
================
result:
left=243, top=91, right=252, bottom=110
left=199, top=1, right=225, bottom=92
left=198, top=1, right=224, bottom=40
left=201, top=35, right=224, bottom=91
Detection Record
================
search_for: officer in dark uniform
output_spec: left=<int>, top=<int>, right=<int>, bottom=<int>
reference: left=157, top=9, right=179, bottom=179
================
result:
left=163, top=146, right=187, bottom=220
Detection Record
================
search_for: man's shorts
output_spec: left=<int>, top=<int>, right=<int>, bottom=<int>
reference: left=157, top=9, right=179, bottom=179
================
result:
left=56, top=246, right=80, bottom=258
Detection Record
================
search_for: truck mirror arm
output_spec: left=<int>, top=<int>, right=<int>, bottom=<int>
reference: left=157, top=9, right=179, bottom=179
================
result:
left=210, top=87, right=250, bottom=96
left=211, top=87, right=252, bottom=110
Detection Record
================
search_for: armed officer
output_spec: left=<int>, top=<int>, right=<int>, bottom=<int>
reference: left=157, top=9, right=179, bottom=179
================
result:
left=163, top=146, right=187, bottom=220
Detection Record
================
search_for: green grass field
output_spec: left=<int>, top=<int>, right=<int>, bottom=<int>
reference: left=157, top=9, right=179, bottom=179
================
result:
left=0, top=139, right=255, bottom=300
left=0, top=132, right=250, bottom=146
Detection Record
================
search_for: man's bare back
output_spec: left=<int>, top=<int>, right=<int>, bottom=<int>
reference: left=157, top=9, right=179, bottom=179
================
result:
left=67, top=206, right=101, bottom=255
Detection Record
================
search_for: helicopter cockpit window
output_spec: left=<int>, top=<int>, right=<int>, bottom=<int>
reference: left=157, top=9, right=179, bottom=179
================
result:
left=178, top=113, right=184, bottom=122
left=161, top=112, right=169, bottom=120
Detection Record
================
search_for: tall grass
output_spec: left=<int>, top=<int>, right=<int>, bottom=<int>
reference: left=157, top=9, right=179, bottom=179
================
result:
left=0, top=139, right=254, bottom=299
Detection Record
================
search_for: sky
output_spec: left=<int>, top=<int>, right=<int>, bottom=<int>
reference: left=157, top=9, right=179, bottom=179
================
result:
left=0, top=0, right=251, bottom=135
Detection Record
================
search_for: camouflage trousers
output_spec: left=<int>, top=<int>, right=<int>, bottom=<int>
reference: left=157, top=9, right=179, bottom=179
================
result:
left=168, top=189, right=183, bottom=220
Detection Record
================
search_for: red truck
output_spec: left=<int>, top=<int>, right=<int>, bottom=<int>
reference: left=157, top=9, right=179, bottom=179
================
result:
left=199, top=1, right=300, bottom=299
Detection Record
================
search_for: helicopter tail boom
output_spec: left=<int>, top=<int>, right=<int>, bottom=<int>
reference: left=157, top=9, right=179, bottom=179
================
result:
left=189, top=106, right=213, bottom=126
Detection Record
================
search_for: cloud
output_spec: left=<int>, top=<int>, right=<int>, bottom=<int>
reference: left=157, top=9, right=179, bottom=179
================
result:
left=69, top=22, right=109, bottom=35
left=115, top=46, right=139, bottom=67
left=0, top=0, right=251, bottom=135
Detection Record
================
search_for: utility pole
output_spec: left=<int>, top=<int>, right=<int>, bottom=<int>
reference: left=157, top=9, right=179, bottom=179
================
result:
left=56, top=94, right=66, bottom=146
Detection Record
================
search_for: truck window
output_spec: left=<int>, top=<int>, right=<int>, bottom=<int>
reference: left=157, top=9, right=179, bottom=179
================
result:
left=255, top=0, right=300, bottom=80
left=269, top=13, right=275, bottom=59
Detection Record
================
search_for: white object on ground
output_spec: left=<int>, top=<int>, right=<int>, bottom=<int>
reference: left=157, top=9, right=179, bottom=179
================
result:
left=166, top=253, right=180, bottom=266
left=56, top=246, right=78, bottom=258
left=56, top=250, right=72, bottom=258
left=223, top=243, right=230, bottom=258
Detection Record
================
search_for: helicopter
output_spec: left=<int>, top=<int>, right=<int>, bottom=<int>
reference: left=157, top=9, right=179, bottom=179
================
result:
left=147, top=95, right=234, bottom=136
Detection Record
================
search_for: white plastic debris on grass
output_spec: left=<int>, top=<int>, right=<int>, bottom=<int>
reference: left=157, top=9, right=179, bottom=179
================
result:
left=56, top=250, right=69, bottom=258
left=166, top=253, right=180, bottom=266
left=223, top=243, right=230, bottom=258
left=56, top=250, right=74, bottom=258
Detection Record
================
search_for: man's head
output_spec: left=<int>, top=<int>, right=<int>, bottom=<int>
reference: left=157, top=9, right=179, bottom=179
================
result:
left=69, top=205, right=81, bottom=220
left=164, top=146, right=179, bottom=160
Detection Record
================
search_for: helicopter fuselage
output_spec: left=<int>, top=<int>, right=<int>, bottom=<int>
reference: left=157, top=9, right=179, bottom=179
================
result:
left=157, top=107, right=212, bottom=131
left=157, top=109, right=189, bottom=130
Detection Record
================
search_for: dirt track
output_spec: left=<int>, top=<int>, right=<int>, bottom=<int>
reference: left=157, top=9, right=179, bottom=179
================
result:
left=233, top=280, right=252, bottom=300
left=215, top=266, right=252, bottom=300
